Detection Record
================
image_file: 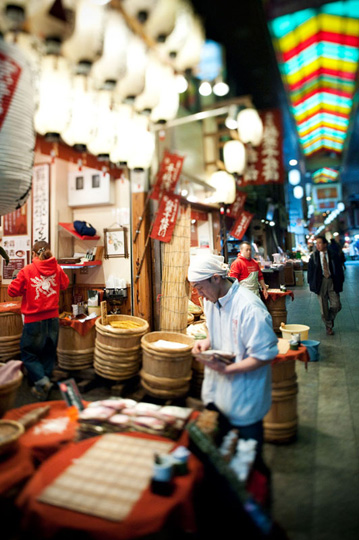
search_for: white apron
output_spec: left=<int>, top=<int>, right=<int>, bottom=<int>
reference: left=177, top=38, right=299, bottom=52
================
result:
left=239, top=271, right=260, bottom=297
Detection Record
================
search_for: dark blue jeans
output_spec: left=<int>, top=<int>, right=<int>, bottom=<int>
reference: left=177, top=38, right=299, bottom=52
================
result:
left=20, top=318, right=59, bottom=388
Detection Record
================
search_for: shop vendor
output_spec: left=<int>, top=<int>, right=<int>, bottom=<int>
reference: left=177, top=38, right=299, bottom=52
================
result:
left=229, top=241, right=268, bottom=299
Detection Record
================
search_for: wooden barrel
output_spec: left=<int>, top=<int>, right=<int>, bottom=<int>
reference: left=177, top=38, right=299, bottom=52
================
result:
left=264, top=295, right=287, bottom=334
left=140, top=331, right=194, bottom=399
left=94, top=315, right=149, bottom=381
left=0, top=363, right=23, bottom=417
left=57, top=325, right=95, bottom=370
left=0, top=312, right=23, bottom=362
left=263, top=360, right=298, bottom=443
left=190, top=357, right=204, bottom=398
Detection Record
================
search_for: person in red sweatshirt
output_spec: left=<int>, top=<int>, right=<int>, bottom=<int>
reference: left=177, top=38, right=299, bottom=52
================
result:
left=229, top=241, right=268, bottom=299
left=8, top=241, right=69, bottom=400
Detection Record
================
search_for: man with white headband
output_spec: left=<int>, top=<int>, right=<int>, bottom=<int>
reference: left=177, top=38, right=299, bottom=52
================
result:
left=188, top=252, right=278, bottom=457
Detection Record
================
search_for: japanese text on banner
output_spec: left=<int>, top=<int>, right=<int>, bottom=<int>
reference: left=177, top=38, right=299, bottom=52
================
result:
left=150, top=150, right=184, bottom=200
left=239, top=109, right=284, bottom=186
left=230, top=211, right=254, bottom=240
left=227, top=192, right=247, bottom=218
left=150, top=194, right=181, bottom=243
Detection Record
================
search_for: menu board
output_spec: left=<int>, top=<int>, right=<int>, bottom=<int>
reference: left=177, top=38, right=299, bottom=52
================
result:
left=2, top=236, right=30, bottom=279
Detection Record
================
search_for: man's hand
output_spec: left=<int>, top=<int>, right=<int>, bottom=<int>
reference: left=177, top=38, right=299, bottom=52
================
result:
left=192, top=336, right=210, bottom=355
left=262, top=288, right=269, bottom=300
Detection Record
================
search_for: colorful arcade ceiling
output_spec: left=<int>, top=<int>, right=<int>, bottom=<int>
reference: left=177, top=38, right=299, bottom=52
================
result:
left=269, top=1, right=359, bottom=157
left=312, top=167, right=339, bottom=183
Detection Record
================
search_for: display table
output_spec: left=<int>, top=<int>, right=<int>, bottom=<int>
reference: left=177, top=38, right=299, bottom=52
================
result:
left=4, top=400, right=84, bottom=464
left=284, top=263, right=295, bottom=286
left=16, top=431, right=204, bottom=540
left=0, top=444, right=34, bottom=496
left=264, top=345, right=309, bottom=444
left=263, top=289, right=294, bottom=333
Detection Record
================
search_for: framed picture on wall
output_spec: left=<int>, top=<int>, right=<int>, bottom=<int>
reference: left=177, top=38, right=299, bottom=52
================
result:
left=104, top=227, right=128, bottom=258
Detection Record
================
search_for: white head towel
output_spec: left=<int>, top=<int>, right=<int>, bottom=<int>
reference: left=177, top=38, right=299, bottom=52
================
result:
left=188, top=253, right=229, bottom=283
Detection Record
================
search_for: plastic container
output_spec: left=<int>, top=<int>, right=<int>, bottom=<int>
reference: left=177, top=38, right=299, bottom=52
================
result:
left=280, top=323, right=310, bottom=341
left=301, top=340, right=320, bottom=362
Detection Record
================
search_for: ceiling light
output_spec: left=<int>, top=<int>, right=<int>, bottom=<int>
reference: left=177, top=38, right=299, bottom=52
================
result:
left=181, top=189, right=189, bottom=197
left=288, top=169, right=300, bottom=185
left=306, top=196, right=312, bottom=201
left=337, top=202, right=345, bottom=212
left=289, top=159, right=298, bottom=166
left=293, top=185, right=304, bottom=199
left=199, top=81, right=212, bottom=96
left=269, top=221, right=275, bottom=227
left=213, top=81, right=229, bottom=96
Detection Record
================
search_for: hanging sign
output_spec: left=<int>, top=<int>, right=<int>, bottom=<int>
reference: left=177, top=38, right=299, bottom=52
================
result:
left=230, top=211, right=254, bottom=240
left=238, top=109, right=284, bottom=186
left=32, top=164, right=50, bottom=243
left=3, top=204, right=28, bottom=236
left=150, top=193, right=181, bottom=243
left=226, top=192, right=247, bottom=218
left=150, top=150, right=184, bottom=200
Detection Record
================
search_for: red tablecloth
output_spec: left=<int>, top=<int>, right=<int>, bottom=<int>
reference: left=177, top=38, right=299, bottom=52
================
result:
left=266, top=289, right=294, bottom=302
left=59, top=316, right=99, bottom=336
left=0, top=301, right=21, bottom=314
left=272, top=345, right=309, bottom=367
left=0, top=443, right=34, bottom=496
left=3, top=400, right=84, bottom=464
left=16, top=431, right=204, bottom=540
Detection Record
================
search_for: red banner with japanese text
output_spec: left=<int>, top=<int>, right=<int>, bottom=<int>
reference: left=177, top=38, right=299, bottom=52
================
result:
left=150, top=193, right=181, bottom=242
left=150, top=150, right=184, bottom=200
left=238, top=109, right=284, bottom=186
left=230, top=211, right=254, bottom=240
left=226, top=192, right=247, bottom=218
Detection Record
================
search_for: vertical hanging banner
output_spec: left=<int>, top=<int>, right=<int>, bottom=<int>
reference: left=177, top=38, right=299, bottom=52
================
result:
left=230, top=211, right=254, bottom=240
left=150, top=150, right=184, bottom=200
left=226, top=192, right=247, bottom=218
left=238, top=109, right=284, bottom=186
left=150, top=193, right=181, bottom=243
left=32, top=164, right=50, bottom=243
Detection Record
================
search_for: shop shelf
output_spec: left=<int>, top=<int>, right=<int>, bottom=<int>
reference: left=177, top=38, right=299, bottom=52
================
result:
left=60, top=261, right=102, bottom=269
left=59, top=222, right=100, bottom=241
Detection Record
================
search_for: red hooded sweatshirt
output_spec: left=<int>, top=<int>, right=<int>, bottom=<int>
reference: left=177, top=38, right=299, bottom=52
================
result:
left=229, top=254, right=264, bottom=282
left=8, top=257, right=69, bottom=323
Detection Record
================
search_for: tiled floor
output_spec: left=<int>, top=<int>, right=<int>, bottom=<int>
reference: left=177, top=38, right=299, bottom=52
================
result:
left=8, top=262, right=359, bottom=539
left=264, top=261, right=359, bottom=540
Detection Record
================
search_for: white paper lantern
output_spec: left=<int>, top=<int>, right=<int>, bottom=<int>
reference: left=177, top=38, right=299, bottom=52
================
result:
left=0, top=40, right=35, bottom=215
left=173, top=16, right=205, bottom=72
left=115, top=35, right=147, bottom=101
left=144, top=0, right=178, bottom=40
left=127, top=115, right=155, bottom=169
left=61, top=74, right=96, bottom=149
left=26, top=0, right=76, bottom=41
left=293, top=185, right=304, bottom=199
left=62, top=0, right=106, bottom=65
left=223, top=140, right=246, bottom=174
left=110, top=104, right=134, bottom=164
left=207, top=171, right=236, bottom=204
left=150, top=71, right=179, bottom=122
left=237, top=108, right=263, bottom=146
left=87, top=89, right=116, bottom=156
left=288, top=169, right=301, bottom=185
left=91, top=11, right=128, bottom=87
left=34, top=54, right=72, bottom=137
left=157, top=2, right=192, bottom=59
left=121, top=0, right=159, bottom=22
left=134, top=54, right=170, bottom=112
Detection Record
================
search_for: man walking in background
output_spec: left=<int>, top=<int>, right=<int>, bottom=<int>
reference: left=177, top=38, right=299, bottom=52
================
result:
left=308, top=236, right=344, bottom=335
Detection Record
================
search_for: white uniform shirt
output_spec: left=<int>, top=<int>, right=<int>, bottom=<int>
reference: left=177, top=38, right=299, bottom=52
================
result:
left=202, top=279, right=278, bottom=426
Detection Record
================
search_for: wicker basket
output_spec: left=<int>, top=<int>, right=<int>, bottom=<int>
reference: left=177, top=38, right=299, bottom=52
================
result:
left=0, top=364, right=23, bottom=417
left=0, top=419, right=24, bottom=456
left=140, top=331, right=194, bottom=398
left=57, top=324, right=95, bottom=370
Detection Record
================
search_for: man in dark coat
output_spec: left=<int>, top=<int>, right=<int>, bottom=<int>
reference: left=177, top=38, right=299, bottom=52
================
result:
left=308, top=236, right=345, bottom=335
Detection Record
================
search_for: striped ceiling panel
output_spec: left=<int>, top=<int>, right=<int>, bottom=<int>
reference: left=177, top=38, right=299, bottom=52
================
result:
left=312, top=167, right=339, bottom=183
left=269, top=1, right=359, bottom=156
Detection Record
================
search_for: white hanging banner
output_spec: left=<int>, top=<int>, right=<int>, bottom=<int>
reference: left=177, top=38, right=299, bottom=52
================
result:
left=32, top=163, right=50, bottom=243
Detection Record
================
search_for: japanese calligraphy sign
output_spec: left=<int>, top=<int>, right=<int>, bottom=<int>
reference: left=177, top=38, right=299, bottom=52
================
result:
left=32, top=164, right=50, bottom=243
left=230, top=211, right=254, bottom=240
left=150, top=193, right=180, bottom=243
left=150, top=150, right=184, bottom=200
left=227, top=192, right=247, bottom=218
left=238, top=109, right=284, bottom=186
left=3, top=204, right=28, bottom=236
left=0, top=51, right=21, bottom=129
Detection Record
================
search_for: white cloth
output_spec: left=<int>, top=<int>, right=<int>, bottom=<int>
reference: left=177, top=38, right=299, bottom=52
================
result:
left=202, top=279, right=278, bottom=426
left=188, top=253, right=228, bottom=283
left=239, top=271, right=260, bottom=297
